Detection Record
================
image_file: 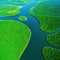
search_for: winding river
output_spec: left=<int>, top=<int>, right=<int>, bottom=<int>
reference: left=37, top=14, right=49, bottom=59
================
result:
left=0, top=1, right=60, bottom=60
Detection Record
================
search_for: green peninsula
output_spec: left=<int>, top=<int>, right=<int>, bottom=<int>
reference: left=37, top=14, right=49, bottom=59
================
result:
left=42, top=47, right=60, bottom=60
left=30, top=0, right=60, bottom=32
left=46, top=32, right=60, bottom=47
left=0, top=4, right=20, bottom=17
left=0, top=20, right=31, bottom=60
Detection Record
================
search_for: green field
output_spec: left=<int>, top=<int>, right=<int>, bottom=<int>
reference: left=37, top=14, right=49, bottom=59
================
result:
left=0, top=4, right=20, bottom=17
left=46, top=32, right=60, bottom=47
left=0, top=20, right=31, bottom=60
left=29, top=1, right=60, bottom=32
left=42, top=47, right=60, bottom=60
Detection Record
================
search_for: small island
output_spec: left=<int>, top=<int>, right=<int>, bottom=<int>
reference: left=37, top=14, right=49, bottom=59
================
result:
left=0, top=4, right=20, bottom=17
left=42, top=47, right=60, bottom=60
left=0, top=20, right=31, bottom=60
left=19, top=16, right=27, bottom=21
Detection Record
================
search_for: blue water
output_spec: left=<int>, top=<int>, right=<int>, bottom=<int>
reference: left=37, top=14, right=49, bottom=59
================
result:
left=0, top=1, right=60, bottom=60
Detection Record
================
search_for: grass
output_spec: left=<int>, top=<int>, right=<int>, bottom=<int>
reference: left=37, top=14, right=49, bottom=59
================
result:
left=46, top=32, right=60, bottom=47
left=29, top=0, right=60, bottom=32
left=0, top=20, right=31, bottom=60
left=0, top=4, right=20, bottom=17
left=19, top=16, right=27, bottom=21
left=42, top=46, right=60, bottom=60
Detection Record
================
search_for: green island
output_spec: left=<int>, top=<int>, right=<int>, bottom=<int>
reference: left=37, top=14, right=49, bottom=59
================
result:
left=19, top=16, right=27, bottom=21
left=42, top=46, right=60, bottom=60
left=0, top=4, right=20, bottom=17
left=46, top=32, right=60, bottom=47
left=0, top=20, right=31, bottom=60
left=29, top=0, right=60, bottom=32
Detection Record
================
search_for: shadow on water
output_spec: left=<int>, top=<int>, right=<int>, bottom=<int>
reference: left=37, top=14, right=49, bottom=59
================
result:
left=0, top=1, right=60, bottom=60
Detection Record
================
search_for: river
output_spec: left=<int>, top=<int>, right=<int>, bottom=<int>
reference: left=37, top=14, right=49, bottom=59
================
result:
left=0, top=1, right=60, bottom=60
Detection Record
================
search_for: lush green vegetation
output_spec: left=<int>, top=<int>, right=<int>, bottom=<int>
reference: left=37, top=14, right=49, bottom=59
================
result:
left=46, top=32, right=60, bottom=47
left=42, top=47, right=60, bottom=60
left=19, top=16, right=27, bottom=21
left=34, top=1, right=60, bottom=16
left=0, top=4, right=20, bottom=17
left=29, top=0, right=60, bottom=32
left=29, top=1, right=60, bottom=59
left=0, top=20, right=31, bottom=60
